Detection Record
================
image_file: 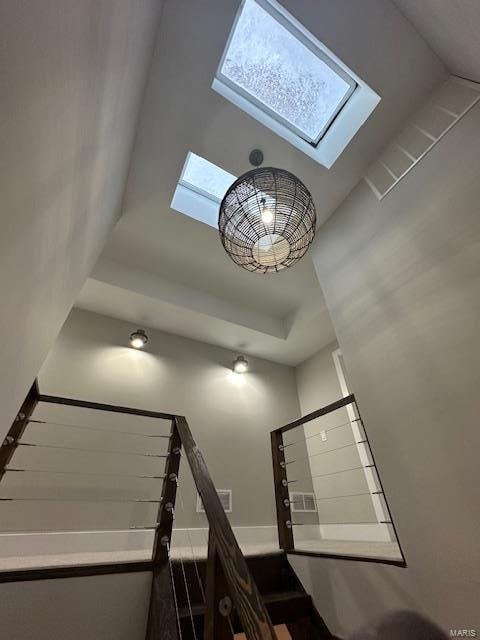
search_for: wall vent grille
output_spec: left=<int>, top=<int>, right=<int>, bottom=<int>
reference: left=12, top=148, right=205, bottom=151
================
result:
left=290, top=491, right=317, bottom=513
left=196, top=489, right=232, bottom=513
left=364, top=76, right=480, bottom=200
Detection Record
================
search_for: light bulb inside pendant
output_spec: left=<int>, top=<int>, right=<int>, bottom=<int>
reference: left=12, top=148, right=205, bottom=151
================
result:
left=260, top=198, right=274, bottom=226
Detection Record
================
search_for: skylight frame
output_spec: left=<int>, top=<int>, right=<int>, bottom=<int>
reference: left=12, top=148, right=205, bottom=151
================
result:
left=213, top=0, right=381, bottom=168
left=171, top=152, right=236, bottom=229
left=216, top=0, right=357, bottom=146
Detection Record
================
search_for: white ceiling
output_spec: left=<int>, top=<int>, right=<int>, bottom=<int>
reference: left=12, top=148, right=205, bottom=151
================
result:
left=76, top=0, right=446, bottom=366
left=392, top=0, right=480, bottom=83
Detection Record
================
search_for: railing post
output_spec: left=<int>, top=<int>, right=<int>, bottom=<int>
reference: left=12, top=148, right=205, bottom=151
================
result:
left=152, top=419, right=182, bottom=564
left=271, top=430, right=294, bottom=552
left=0, top=381, right=39, bottom=483
left=175, top=415, right=277, bottom=640
left=204, top=531, right=233, bottom=640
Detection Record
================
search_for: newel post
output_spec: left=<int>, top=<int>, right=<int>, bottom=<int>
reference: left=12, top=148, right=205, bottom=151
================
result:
left=271, top=430, right=294, bottom=552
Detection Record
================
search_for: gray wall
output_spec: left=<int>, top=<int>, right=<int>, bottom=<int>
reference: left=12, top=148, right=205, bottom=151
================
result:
left=36, top=308, right=301, bottom=529
left=0, top=1, right=161, bottom=444
left=0, top=571, right=151, bottom=640
left=292, top=99, right=480, bottom=636
left=295, top=341, right=342, bottom=415
left=294, top=342, right=380, bottom=537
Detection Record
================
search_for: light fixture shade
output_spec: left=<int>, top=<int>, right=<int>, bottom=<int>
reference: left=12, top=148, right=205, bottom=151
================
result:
left=233, top=355, right=249, bottom=373
left=130, top=329, right=148, bottom=349
left=218, top=167, right=316, bottom=273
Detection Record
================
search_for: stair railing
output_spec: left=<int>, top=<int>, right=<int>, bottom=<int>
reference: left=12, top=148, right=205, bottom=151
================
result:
left=270, top=394, right=405, bottom=565
left=0, top=382, right=277, bottom=640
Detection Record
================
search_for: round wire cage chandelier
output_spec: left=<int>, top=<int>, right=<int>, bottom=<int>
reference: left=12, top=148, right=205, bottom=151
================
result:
left=218, top=167, right=317, bottom=273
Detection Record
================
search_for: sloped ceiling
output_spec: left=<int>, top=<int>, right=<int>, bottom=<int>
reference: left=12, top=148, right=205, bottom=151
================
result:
left=0, top=0, right=163, bottom=440
left=393, top=0, right=480, bottom=83
left=77, top=0, right=446, bottom=365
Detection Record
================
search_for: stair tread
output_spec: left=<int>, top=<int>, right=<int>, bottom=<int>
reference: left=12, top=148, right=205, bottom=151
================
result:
left=178, top=590, right=308, bottom=619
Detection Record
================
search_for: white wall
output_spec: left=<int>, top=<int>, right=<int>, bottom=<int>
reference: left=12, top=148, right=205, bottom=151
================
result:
left=294, top=94, right=480, bottom=636
left=295, top=341, right=343, bottom=415
left=36, top=308, right=301, bottom=530
left=294, top=342, right=389, bottom=542
left=0, top=1, right=161, bottom=443
left=0, top=571, right=151, bottom=640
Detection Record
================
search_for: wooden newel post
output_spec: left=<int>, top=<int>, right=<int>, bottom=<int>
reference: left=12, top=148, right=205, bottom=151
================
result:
left=271, top=430, right=294, bottom=552
left=204, top=532, right=233, bottom=640
left=152, top=420, right=182, bottom=564
left=0, top=381, right=39, bottom=484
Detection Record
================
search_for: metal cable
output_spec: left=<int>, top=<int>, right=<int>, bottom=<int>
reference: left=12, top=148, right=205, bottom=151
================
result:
left=28, top=419, right=170, bottom=439
left=173, top=506, right=198, bottom=640
left=175, top=479, right=206, bottom=603
left=17, top=441, right=167, bottom=458
left=310, top=464, right=374, bottom=480
left=284, top=440, right=368, bottom=465
left=0, top=497, right=161, bottom=503
left=166, top=541, right=183, bottom=640
left=284, top=418, right=362, bottom=447
left=289, top=520, right=392, bottom=526
left=4, top=468, right=165, bottom=479
left=290, top=491, right=382, bottom=504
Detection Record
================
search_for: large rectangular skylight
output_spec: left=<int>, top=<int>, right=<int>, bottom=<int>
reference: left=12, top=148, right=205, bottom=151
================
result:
left=218, top=0, right=355, bottom=144
left=171, top=152, right=236, bottom=228
left=213, top=0, right=380, bottom=168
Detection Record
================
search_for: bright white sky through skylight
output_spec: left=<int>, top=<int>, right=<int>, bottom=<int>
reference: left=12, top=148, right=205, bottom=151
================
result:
left=180, top=152, right=236, bottom=203
left=221, top=0, right=353, bottom=142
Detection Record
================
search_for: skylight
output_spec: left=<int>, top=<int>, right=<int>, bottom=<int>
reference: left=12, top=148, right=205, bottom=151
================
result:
left=171, top=152, right=236, bottom=228
left=213, top=0, right=380, bottom=168
left=219, top=0, right=355, bottom=144
left=179, top=152, right=236, bottom=203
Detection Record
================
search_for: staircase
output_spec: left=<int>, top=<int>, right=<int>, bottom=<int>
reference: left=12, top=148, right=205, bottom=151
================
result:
left=3, top=383, right=337, bottom=640
left=173, top=551, right=333, bottom=639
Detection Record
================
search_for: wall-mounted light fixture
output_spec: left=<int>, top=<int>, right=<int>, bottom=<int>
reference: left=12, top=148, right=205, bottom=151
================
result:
left=233, top=355, right=249, bottom=374
left=130, top=329, right=148, bottom=349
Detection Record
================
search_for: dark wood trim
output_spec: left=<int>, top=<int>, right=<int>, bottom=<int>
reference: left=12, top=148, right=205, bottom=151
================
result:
left=152, top=421, right=181, bottom=564
left=37, top=394, right=175, bottom=421
left=271, top=430, right=294, bottom=551
left=203, top=533, right=231, bottom=640
left=287, top=549, right=406, bottom=567
left=146, top=562, right=179, bottom=640
left=273, top=395, right=355, bottom=434
left=0, top=381, right=39, bottom=482
left=0, top=560, right=153, bottom=583
left=175, top=415, right=276, bottom=640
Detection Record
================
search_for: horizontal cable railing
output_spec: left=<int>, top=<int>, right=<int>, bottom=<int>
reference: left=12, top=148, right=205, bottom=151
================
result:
left=1, top=382, right=277, bottom=640
left=271, top=394, right=406, bottom=566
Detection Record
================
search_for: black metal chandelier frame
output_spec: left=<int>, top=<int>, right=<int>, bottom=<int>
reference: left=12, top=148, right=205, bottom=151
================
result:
left=218, top=166, right=316, bottom=274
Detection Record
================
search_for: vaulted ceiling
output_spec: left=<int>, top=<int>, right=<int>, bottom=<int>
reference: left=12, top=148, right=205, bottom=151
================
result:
left=76, top=0, right=447, bottom=365
left=392, top=0, right=480, bottom=83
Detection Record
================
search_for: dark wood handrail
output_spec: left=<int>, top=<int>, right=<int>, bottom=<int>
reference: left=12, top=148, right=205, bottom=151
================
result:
left=3, top=385, right=277, bottom=639
left=272, top=393, right=355, bottom=433
left=175, top=416, right=277, bottom=640
left=37, top=394, right=175, bottom=420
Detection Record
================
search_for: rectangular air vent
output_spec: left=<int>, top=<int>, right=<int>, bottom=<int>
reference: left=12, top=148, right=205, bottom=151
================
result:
left=290, top=492, right=317, bottom=513
left=196, top=489, right=232, bottom=513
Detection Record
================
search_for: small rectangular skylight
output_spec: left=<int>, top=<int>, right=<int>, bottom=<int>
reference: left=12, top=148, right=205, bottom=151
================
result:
left=180, top=152, right=236, bottom=203
left=171, top=152, right=236, bottom=228
left=219, top=0, right=355, bottom=144
left=213, top=0, right=380, bottom=168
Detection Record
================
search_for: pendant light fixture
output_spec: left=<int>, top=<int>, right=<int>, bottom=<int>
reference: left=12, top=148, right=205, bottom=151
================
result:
left=218, top=150, right=316, bottom=273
